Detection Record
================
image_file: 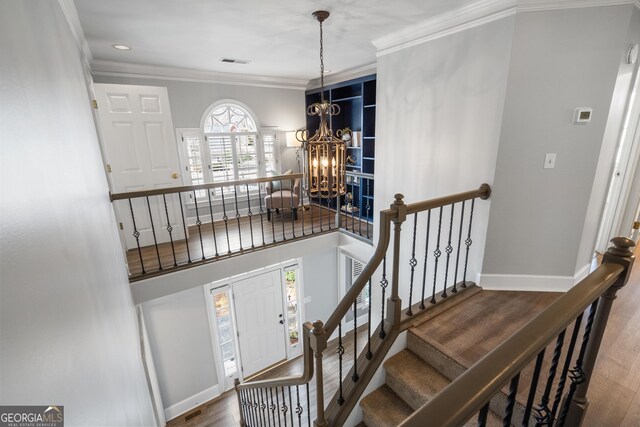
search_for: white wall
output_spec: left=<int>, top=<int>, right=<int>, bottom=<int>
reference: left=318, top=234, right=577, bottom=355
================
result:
left=375, top=16, right=515, bottom=302
left=92, top=74, right=306, bottom=173
left=482, top=6, right=634, bottom=280
left=0, top=2, right=155, bottom=426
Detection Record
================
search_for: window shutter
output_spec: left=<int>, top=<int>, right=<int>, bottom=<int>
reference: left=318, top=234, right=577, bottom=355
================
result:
left=261, top=129, right=277, bottom=175
left=352, top=259, right=366, bottom=305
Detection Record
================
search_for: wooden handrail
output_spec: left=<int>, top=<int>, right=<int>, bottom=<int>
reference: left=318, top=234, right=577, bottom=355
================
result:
left=109, top=172, right=304, bottom=201
left=400, top=244, right=633, bottom=427
left=404, top=183, right=491, bottom=215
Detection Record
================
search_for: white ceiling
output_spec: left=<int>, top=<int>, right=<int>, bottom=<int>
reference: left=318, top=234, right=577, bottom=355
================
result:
left=74, top=0, right=479, bottom=81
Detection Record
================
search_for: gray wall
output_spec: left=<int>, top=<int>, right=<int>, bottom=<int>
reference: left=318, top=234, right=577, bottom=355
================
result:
left=375, top=16, right=515, bottom=299
left=92, top=74, right=306, bottom=173
left=302, top=248, right=339, bottom=323
left=142, top=287, right=217, bottom=408
left=482, top=6, right=634, bottom=277
left=0, top=2, right=155, bottom=425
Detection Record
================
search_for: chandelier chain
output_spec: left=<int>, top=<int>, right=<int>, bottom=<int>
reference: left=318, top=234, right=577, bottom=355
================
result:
left=319, top=19, right=325, bottom=100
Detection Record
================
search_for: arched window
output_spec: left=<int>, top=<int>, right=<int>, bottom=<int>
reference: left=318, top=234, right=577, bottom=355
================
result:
left=180, top=101, right=277, bottom=199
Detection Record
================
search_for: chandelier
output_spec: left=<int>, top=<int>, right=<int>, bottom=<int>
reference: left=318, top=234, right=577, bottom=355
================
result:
left=296, top=10, right=346, bottom=199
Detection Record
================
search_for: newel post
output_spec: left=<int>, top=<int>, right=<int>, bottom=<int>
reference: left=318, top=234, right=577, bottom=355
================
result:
left=565, top=237, right=635, bottom=426
left=234, top=378, right=247, bottom=427
left=388, top=194, right=407, bottom=328
left=310, top=320, right=328, bottom=426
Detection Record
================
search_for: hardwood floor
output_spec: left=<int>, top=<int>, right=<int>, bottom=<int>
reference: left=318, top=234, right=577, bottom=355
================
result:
left=126, top=205, right=373, bottom=278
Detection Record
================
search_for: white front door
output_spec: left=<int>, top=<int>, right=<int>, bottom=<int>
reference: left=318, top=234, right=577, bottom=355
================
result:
left=233, top=270, right=286, bottom=378
left=94, top=83, right=185, bottom=249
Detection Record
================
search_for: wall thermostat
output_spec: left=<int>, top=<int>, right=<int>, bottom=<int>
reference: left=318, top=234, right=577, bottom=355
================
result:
left=573, top=108, right=592, bottom=124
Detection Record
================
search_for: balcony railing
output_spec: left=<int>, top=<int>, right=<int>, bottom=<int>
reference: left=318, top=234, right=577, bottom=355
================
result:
left=110, top=173, right=374, bottom=281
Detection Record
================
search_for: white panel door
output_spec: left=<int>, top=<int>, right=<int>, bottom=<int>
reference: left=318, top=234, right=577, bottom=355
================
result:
left=94, top=84, right=185, bottom=249
left=233, top=270, right=286, bottom=378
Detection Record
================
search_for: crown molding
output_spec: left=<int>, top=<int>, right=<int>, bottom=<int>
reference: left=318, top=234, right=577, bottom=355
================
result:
left=57, top=0, right=93, bottom=68
left=374, top=0, right=637, bottom=57
left=306, top=63, right=377, bottom=90
left=90, top=60, right=309, bottom=90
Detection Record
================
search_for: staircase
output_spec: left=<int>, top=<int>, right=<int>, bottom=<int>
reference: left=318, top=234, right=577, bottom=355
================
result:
left=360, top=288, right=560, bottom=427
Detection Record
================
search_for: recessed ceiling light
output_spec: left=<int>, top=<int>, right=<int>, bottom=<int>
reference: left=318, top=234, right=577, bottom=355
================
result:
left=112, top=44, right=131, bottom=50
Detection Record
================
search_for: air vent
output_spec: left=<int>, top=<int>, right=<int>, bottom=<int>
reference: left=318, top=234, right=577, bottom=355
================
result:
left=219, top=58, right=251, bottom=64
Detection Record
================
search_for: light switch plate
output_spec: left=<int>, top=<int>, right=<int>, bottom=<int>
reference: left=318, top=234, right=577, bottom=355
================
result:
left=304, top=297, right=312, bottom=304
left=544, top=153, right=556, bottom=169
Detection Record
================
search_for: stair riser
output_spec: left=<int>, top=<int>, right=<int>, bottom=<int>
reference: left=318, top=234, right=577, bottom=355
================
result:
left=385, top=372, right=426, bottom=411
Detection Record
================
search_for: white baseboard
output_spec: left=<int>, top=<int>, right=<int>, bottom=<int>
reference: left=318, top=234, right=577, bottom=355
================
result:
left=164, top=385, right=220, bottom=421
left=573, top=263, right=591, bottom=283
left=480, top=265, right=593, bottom=292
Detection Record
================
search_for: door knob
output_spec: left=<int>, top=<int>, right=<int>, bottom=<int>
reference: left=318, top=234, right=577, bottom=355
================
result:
left=171, top=173, right=179, bottom=179
left=279, top=320, right=284, bottom=324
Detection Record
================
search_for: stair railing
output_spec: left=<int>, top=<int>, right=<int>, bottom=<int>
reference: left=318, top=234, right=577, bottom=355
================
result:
left=400, top=237, right=636, bottom=427
left=235, top=183, right=492, bottom=426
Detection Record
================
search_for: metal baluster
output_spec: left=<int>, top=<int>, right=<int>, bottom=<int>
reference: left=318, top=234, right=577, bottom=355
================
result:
left=247, top=389, right=255, bottom=427
left=233, top=185, right=243, bottom=249
left=352, top=297, right=359, bottom=382
left=295, top=385, right=302, bottom=427
left=258, top=185, right=266, bottom=246
left=128, top=199, right=146, bottom=274
left=523, top=350, right=546, bottom=426
left=306, top=383, right=311, bottom=427
left=430, top=207, right=443, bottom=304
left=477, top=403, right=490, bottom=427
left=178, top=193, right=191, bottom=263
left=290, top=180, right=296, bottom=239
left=557, top=300, right=599, bottom=426
left=252, top=388, right=259, bottom=427
left=259, top=388, right=267, bottom=426
left=206, top=190, right=219, bottom=257
left=162, top=194, right=178, bottom=267
left=534, top=330, right=567, bottom=426
left=462, top=198, right=476, bottom=287
left=244, top=389, right=253, bottom=427
left=366, top=278, right=373, bottom=359
left=379, top=257, right=388, bottom=339
left=443, top=203, right=455, bottom=297
left=406, top=213, right=418, bottom=316
left=420, top=210, right=431, bottom=309
left=220, top=187, right=231, bottom=254
left=550, top=314, right=584, bottom=425
left=246, top=183, right=255, bottom=248
left=145, top=196, right=162, bottom=270
left=262, top=388, right=271, bottom=427
left=274, top=387, right=282, bottom=427
left=239, top=390, right=247, bottom=426
left=193, top=191, right=206, bottom=260
left=288, top=387, right=294, bottom=427
left=279, top=180, right=286, bottom=241
left=300, top=181, right=305, bottom=237
left=281, top=386, right=289, bottom=427
left=365, top=179, right=371, bottom=240
left=337, top=322, right=345, bottom=405
left=358, top=187, right=363, bottom=237
left=453, top=200, right=466, bottom=292
left=271, top=192, right=277, bottom=244
left=503, top=373, right=520, bottom=427
left=327, top=198, right=332, bottom=230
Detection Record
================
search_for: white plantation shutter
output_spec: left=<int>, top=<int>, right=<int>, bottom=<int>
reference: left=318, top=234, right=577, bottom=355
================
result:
left=234, top=134, right=259, bottom=181
left=261, top=129, right=277, bottom=175
left=208, top=135, right=234, bottom=195
left=352, top=259, right=366, bottom=304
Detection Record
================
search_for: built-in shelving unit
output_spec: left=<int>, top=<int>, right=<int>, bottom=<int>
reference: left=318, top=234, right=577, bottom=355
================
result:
left=305, top=75, right=376, bottom=220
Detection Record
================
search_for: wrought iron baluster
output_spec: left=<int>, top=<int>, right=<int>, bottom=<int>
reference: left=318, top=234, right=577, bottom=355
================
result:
left=442, top=203, right=455, bottom=297
left=270, top=194, right=277, bottom=244
left=420, top=210, right=431, bottom=309
left=337, top=322, right=345, bottom=405
left=550, top=314, right=584, bottom=424
left=453, top=200, right=465, bottom=292
left=366, top=278, right=373, bottom=359
left=262, top=388, right=271, bottom=427
left=239, top=390, right=247, bottom=426
left=365, top=179, right=371, bottom=240
left=327, top=198, right=332, bottom=230
left=145, top=196, right=162, bottom=270
left=503, top=373, right=520, bottom=427
left=248, top=389, right=255, bottom=427
left=206, top=190, right=219, bottom=257
left=477, top=403, right=490, bottom=427
left=257, top=185, right=266, bottom=246
left=430, top=206, right=443, bottom=304
left=557, top=300, right=599, bottom=426
left=306, top=383, right=311, bottom=427
left=244, top=389, right=253, bottom=427
left=162, top=194, right=178, bottom=266
left=178, top=193, right=191, bottom=263
left=352, top=297, right=359, bottom=382
left=279, top=180, right=286, bottom=241
left=523, top=350, right=546, bottom=426
left=220, top=187, right=231, bottom=254
left=290, top=180, right=296, bottom=239
left=252, top=388, right=260, bottom=427
left=407, top=213, right=419, bottom=315
left=272, top=387, right=281, bottom=427
left=358, top=188, right=363, bottom=237
left=274, top=387, right=282, bottom=427
left=233, top=185, right=243, bottom=249
left=281, top=386, right=289, bottom=427
left=246, top=183, right=255, bottom=248
left=128, top=199, right=146, bottom=274
left=288, top=387, right=294, bottom=427
left=259, top=388, right=267, bottom=426
left=534, top=330, right=566, bottom=426
left=300, top=182, right=305, bottom=237
left=462, top=198, right=476, bottom=287
left=295, top=385, right=302, bottom=427
left=379, top=257, right=388, bottom=339
left=193, top=191, right=205, bottom=260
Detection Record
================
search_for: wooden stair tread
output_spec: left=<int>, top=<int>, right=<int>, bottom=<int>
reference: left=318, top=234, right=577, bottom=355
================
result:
left=360, top=384, right=413, bottom=427
left=384, top=349, right=450, bottom=410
